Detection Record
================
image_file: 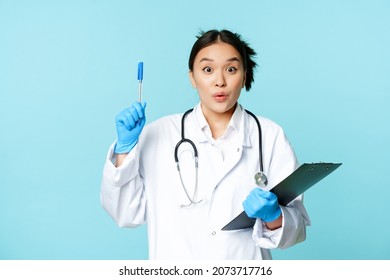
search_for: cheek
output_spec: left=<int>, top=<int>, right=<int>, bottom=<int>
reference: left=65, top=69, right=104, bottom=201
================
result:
left=230, top=76, right=245, bottom=89
left=193, top=75, right=212, bottom=89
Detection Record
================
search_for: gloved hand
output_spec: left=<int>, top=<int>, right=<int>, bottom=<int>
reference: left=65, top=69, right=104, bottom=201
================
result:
left=114, top=101, right=146, bottom=154
left=242, top=188, right=282, bottom=222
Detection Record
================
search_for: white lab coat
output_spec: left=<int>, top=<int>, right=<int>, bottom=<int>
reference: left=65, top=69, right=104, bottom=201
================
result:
left=100, top=103, right=311, bottom=259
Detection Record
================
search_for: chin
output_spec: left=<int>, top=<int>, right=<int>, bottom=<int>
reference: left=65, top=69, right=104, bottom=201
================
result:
left=211, top=102, right=236, bottom=114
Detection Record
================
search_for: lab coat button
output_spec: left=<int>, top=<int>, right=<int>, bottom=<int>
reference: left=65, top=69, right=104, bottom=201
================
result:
left=212, top=231, right=216, bottom=235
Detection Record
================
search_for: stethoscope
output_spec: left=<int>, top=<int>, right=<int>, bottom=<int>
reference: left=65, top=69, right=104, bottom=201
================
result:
left=174, top=108, right=268, bottom=207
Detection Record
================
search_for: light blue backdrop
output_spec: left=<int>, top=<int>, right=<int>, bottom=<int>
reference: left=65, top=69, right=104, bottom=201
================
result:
left=1, top=0, right=389, bottom=260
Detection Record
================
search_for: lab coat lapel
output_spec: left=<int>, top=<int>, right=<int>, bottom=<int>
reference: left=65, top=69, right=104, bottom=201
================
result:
left=201, top=109, right=253, bottom=196
left=213, top=111, right=252, bottom=188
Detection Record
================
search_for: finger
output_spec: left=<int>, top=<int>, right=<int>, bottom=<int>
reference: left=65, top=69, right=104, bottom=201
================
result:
left=115, top=108, right=129, bottom=122
left=138, top=116, right=146, bottom=127
left=242, top=200, right=254, bottom=216
left=250, top=188, right=264, bottom=200
left=123, top=109, right=136, bottom=129
left=132, top=101, right=146, bottom=119
left=134, top=116, right=146, bottom=128
left=243, top=199, right=262, bottom=218
left=246, top=192, right=264, bottom=208
left=256, top=189, right=277, bottom=201
left=130, top=106, right=140, bottom=124
left=116, top=109, right=131, bottom=130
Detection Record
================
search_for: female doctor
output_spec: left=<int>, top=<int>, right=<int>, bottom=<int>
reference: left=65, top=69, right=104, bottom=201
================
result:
left=100, top=29, right=311, bottom=260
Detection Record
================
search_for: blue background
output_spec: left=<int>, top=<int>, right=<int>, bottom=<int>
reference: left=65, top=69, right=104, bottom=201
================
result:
left=1, top=0, right=389, bottom=260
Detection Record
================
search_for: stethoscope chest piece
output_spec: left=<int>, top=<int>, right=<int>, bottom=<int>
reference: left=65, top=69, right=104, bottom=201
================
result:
left=254, top=171, right=268, bottom=187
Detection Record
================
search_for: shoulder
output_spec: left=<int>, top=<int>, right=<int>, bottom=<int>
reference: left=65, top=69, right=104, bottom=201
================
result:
left=140, top=113, right=185, bottom=141
left=243, top=109, right=285, bottom=136
left=146, top=113, right=182, bottom=130
left=138, top=114, right=183, bottom=148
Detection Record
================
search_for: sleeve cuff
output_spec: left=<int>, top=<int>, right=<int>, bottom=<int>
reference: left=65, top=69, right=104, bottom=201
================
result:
left=252, top=213, right=283, bottom=249
left=103, top=141, right=140, bottom=187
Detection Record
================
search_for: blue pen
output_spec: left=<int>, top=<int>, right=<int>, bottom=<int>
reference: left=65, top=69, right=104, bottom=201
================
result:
left=137, top=62, right=143, bottom=102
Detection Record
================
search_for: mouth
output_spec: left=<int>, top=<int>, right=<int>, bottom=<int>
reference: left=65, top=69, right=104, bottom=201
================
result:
left=213, top=92, right=228, bottom=102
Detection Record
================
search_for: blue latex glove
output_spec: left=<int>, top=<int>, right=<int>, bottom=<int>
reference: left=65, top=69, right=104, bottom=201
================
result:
left=114, top=101, right=146, bottom=154
left=242, top=188, right=282, bottom=222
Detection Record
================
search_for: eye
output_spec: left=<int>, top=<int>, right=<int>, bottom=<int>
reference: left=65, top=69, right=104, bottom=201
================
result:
left=202, top=66, right=212, bottom=73
left=227, top=67, right=237, bottom=73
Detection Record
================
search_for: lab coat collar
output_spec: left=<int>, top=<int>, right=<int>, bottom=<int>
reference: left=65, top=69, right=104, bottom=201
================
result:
left=191, top=103, right=252, bottom=148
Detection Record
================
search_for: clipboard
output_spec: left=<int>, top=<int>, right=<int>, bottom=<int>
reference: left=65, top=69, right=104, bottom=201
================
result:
left=221, top=162, right=342, bottom=231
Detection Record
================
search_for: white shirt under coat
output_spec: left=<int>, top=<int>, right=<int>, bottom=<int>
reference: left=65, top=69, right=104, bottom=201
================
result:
left=100, top=103, right=311, bottom=259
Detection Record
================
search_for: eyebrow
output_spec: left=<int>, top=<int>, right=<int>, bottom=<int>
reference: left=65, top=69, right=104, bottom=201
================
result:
left=199, top=57, right=241, bottom=63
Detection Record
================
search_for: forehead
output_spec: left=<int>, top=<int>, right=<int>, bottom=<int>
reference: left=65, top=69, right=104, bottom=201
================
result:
left=194, top=42, right=242, bottom=63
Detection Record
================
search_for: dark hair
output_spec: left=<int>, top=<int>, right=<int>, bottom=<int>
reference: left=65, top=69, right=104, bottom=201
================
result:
left=188, top=29, right=257, bottom=91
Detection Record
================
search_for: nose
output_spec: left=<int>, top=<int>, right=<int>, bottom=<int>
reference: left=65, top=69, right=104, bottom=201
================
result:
left=215, top=70, right=226, bottom=88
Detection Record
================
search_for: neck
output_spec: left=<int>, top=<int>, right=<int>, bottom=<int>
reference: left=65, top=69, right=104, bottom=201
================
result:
left=201, top=103, right=237, bottom=140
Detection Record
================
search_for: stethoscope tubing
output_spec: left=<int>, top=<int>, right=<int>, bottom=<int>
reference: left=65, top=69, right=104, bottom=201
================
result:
left=244, top=109, right=264, bottom=173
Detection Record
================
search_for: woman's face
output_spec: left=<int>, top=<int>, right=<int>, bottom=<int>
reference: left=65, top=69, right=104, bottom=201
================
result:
left=189, top=42, right=246, bottom=117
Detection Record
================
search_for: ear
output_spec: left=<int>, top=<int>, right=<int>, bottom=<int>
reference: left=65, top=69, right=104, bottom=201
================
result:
left=189, top=70, right=197, bottom=88
left=242, top=72, right=247, bottom=88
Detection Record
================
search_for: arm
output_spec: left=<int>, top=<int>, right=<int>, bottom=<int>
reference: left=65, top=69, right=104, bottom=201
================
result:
left=116, top=153, right=128, bottom=167
left=100, top=101, right=147, bottom=227
left=245, top=122, right=311, bottom=249
left=100, top=144, right=146, bottom=227
left=265, top=214, right=282, bottom=230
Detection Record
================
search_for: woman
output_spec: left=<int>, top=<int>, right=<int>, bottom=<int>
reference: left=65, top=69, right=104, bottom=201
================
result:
left=100, top=29, right=310, bottom=259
